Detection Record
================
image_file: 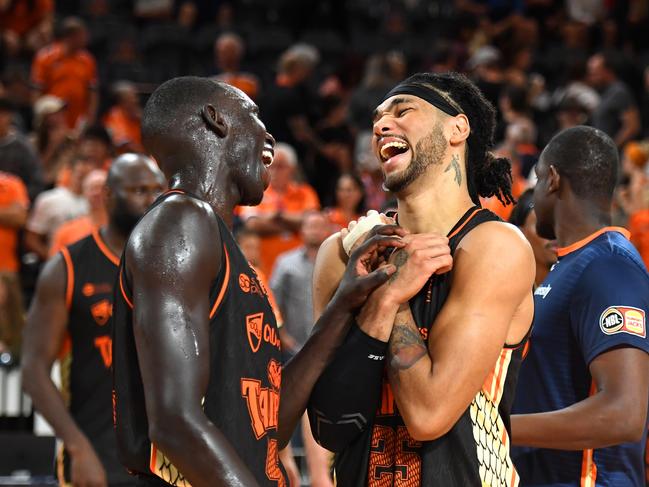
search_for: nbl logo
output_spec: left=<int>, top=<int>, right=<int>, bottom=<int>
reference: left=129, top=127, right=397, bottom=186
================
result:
left=600, top=308, right=624, bottom=333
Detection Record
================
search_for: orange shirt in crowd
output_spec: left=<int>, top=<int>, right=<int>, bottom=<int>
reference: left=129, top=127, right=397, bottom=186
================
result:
left=326, top=207, right=360, bottom=231
left=48, top=215, right=96, bottom=257
left=0, top=172, right=29, bottom=272
left=214, top=73, right=260, bottom=101
left=239, top=182, right=319, bottom=276
left=0, top=0, right=53, bottom=37
left=103, top=106, right=142, bottom=151
left=31, top=42, right=98, bottom=128
left=629, top=210, right=649, bottom=270
left=480, top=169, right=527, bottom=221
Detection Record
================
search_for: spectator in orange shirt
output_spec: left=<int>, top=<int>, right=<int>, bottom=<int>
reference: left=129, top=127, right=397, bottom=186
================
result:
left=31, top=17, right=98, bottom=130
left=0, top=171, right=29, bottom=274
left=618, top=141, right=649, bottom=268
left=240, top=142, right=320, bottom=277
left=49, top=169, right=108, bottom=257
left=325, top=172, right=366, bottom=230
left=103, top=81, right=143, bottom=153
left=0, top=0, right=53, bottom=58
left=212, top=32, right=260, bottom=101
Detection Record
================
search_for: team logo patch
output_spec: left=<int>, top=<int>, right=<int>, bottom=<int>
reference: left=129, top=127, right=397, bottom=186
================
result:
left=82, top=282, right=112, bottom=297
left=246, top=312, right=264, bottom=353
left=267, top=359, right=282, bottom=389
left=239, top=273, right=251, bottom=293
left=599, top=306, right=646, bottom=338
left=91, top=300, right=113, bottom=326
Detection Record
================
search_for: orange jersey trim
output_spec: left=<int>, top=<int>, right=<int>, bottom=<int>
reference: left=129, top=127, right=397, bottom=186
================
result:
left=557, top=227, right=631, bottom=258
left=448, top=208, right=482, bottom=239
left=60, top=247, right=74, bottom=311
left=209, top=245, right=230, bottom=319
left=580, top=381, right=598, bottom=487
left=92, top=228, right=120, bottom=266
left=119, top=268, right=134, bottom=309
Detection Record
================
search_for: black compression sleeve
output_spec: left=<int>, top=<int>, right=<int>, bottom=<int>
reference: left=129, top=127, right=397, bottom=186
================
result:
left=307, top=322, right=387, bottom=452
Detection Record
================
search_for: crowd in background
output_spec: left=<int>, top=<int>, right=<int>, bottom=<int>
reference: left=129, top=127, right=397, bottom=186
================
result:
left=1, top=0, right=649, bottom=481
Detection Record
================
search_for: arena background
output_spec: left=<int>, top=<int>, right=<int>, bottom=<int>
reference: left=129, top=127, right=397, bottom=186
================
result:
left=0, top=0, right=648, bottom=485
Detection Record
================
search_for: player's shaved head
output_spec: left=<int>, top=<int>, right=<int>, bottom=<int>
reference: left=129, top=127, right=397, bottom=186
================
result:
left=141, top=76, right=250, bottom=177
left=541, top=126, right=618, bottom=203
left=107, top=153, right=163, bottom=190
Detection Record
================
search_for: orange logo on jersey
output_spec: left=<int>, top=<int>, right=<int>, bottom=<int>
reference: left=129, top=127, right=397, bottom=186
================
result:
left=241, top=360, right=282, bottom=440
left=82, top=282, right=112, bottom=297
left=239, top=272, right=268, bottom=299
left=94, top=335, right=112, bottom=368
left=91, top=300, right=113, bottom=326
left=246, top=313, right=264, bottom=352
left=239, top=273, right=251, bottom=293
left=245, top=312, right=281, bottom=353
left=267, top=359, right=282, bottom=389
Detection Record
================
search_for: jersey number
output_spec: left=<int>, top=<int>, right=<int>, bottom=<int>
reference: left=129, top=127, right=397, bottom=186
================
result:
left=368, top=425, right=421, bottom=487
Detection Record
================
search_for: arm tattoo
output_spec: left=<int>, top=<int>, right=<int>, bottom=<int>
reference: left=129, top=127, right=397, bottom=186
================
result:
left=388, top=322, right=427, bottom=372
left=445, top=154, right=462, bottom=187
left=388, top=249, right=408, bottom=283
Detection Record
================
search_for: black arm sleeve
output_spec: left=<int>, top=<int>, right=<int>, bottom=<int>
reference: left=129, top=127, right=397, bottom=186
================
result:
left=307, top=323, right=387, bottom=452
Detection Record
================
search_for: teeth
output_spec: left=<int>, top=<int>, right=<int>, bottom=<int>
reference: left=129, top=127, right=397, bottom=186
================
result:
left=380, top=141, right=408, bottom=159
left=262, top=150, right=274, bottom=165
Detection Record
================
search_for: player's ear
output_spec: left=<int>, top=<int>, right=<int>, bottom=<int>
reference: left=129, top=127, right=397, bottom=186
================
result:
left=548, top=165, right=560, bottom=194
left=448, top=114, right=470, bottom=145
left=201, top=104, right=228, bottom=138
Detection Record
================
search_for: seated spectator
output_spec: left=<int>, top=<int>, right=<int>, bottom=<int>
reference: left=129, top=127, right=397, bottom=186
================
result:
left=56, top=125, right=113, bottom=187
left=0, top=272, right=25, bottom=359
left=588, top=52, right=641, bottom=148
left=212, top=32, right=260, bottom=101
left=239, top=142, right=319, bottom=277
left=325, top=172, right=366, bottom=230
left=31, top=17, right=98, bottom=130
left=49, top=169, right=108, bottom=257
left=103, top=81, right=143, bottom=153
left=31, top=95, right=76, bottom=187
left=311, top=95, right=355, bottom=206
left=0, top=97, right=44, bottom=201
left=24, top=154, right=94, bottom=260
left=355, top=131, right=387, bottom=212
left=0, top=171, right=29, bottom=275
left=0, top=0, right=53, bottom=59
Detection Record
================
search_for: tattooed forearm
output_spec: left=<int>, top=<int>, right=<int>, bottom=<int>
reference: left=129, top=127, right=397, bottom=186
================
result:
left=388, top=323, right=427, bottom=371
left=444, top=154, right=462, bottom=186
left=388, top=249, right=408, bottom=283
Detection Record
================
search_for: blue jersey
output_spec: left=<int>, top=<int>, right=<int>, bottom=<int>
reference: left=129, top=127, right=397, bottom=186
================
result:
left=512, top=227, right=649, bottom=487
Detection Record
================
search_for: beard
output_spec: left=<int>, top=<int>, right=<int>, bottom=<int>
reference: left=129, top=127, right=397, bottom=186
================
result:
left=383, top=123, right=447, bottom=193
left=111, top=198, right=144, bottom=236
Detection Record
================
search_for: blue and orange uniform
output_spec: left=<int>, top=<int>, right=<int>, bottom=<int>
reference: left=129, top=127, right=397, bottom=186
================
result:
left=512, top=227, right=649, bottom=487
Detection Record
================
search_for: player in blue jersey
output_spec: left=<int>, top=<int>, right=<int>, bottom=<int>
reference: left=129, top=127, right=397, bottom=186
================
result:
left=511, top=125, right=649, bottom=487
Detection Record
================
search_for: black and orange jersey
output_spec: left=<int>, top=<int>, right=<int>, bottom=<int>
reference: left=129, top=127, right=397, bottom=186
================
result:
left=332, top=207, right=527, bottom=487
left=58, top=229, right=131, bottom=484
left=112, top=190, right=287, bottom=486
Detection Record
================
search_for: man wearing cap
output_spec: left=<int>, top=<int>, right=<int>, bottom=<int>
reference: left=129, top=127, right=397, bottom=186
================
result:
left=0, top=97, right=44, bottom=201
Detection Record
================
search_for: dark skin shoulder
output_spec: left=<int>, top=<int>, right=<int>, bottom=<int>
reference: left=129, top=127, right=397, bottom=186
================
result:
left=126, top=194, right=259, bottom=487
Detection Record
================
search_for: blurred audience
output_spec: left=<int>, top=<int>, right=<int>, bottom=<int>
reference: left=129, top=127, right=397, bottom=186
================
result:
left=212, top=32, right=260, bottom=101
left=325, top=172, right=366, bottom=231
left=240, top=142, right=319, bottom=277
left=31, top=16, right=98, bottom=130
left=0, top=271, right=25, bottom=359
left=103, top=81, right=142, bottom=153
left=0, top=171, right=29, bottom=275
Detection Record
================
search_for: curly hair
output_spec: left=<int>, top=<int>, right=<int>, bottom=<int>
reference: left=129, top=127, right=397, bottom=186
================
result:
left=398, top=72, right=515, bottom=206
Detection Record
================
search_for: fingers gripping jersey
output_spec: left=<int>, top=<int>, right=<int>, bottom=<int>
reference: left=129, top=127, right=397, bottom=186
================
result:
left=112, top=191, right=286, bottom=486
